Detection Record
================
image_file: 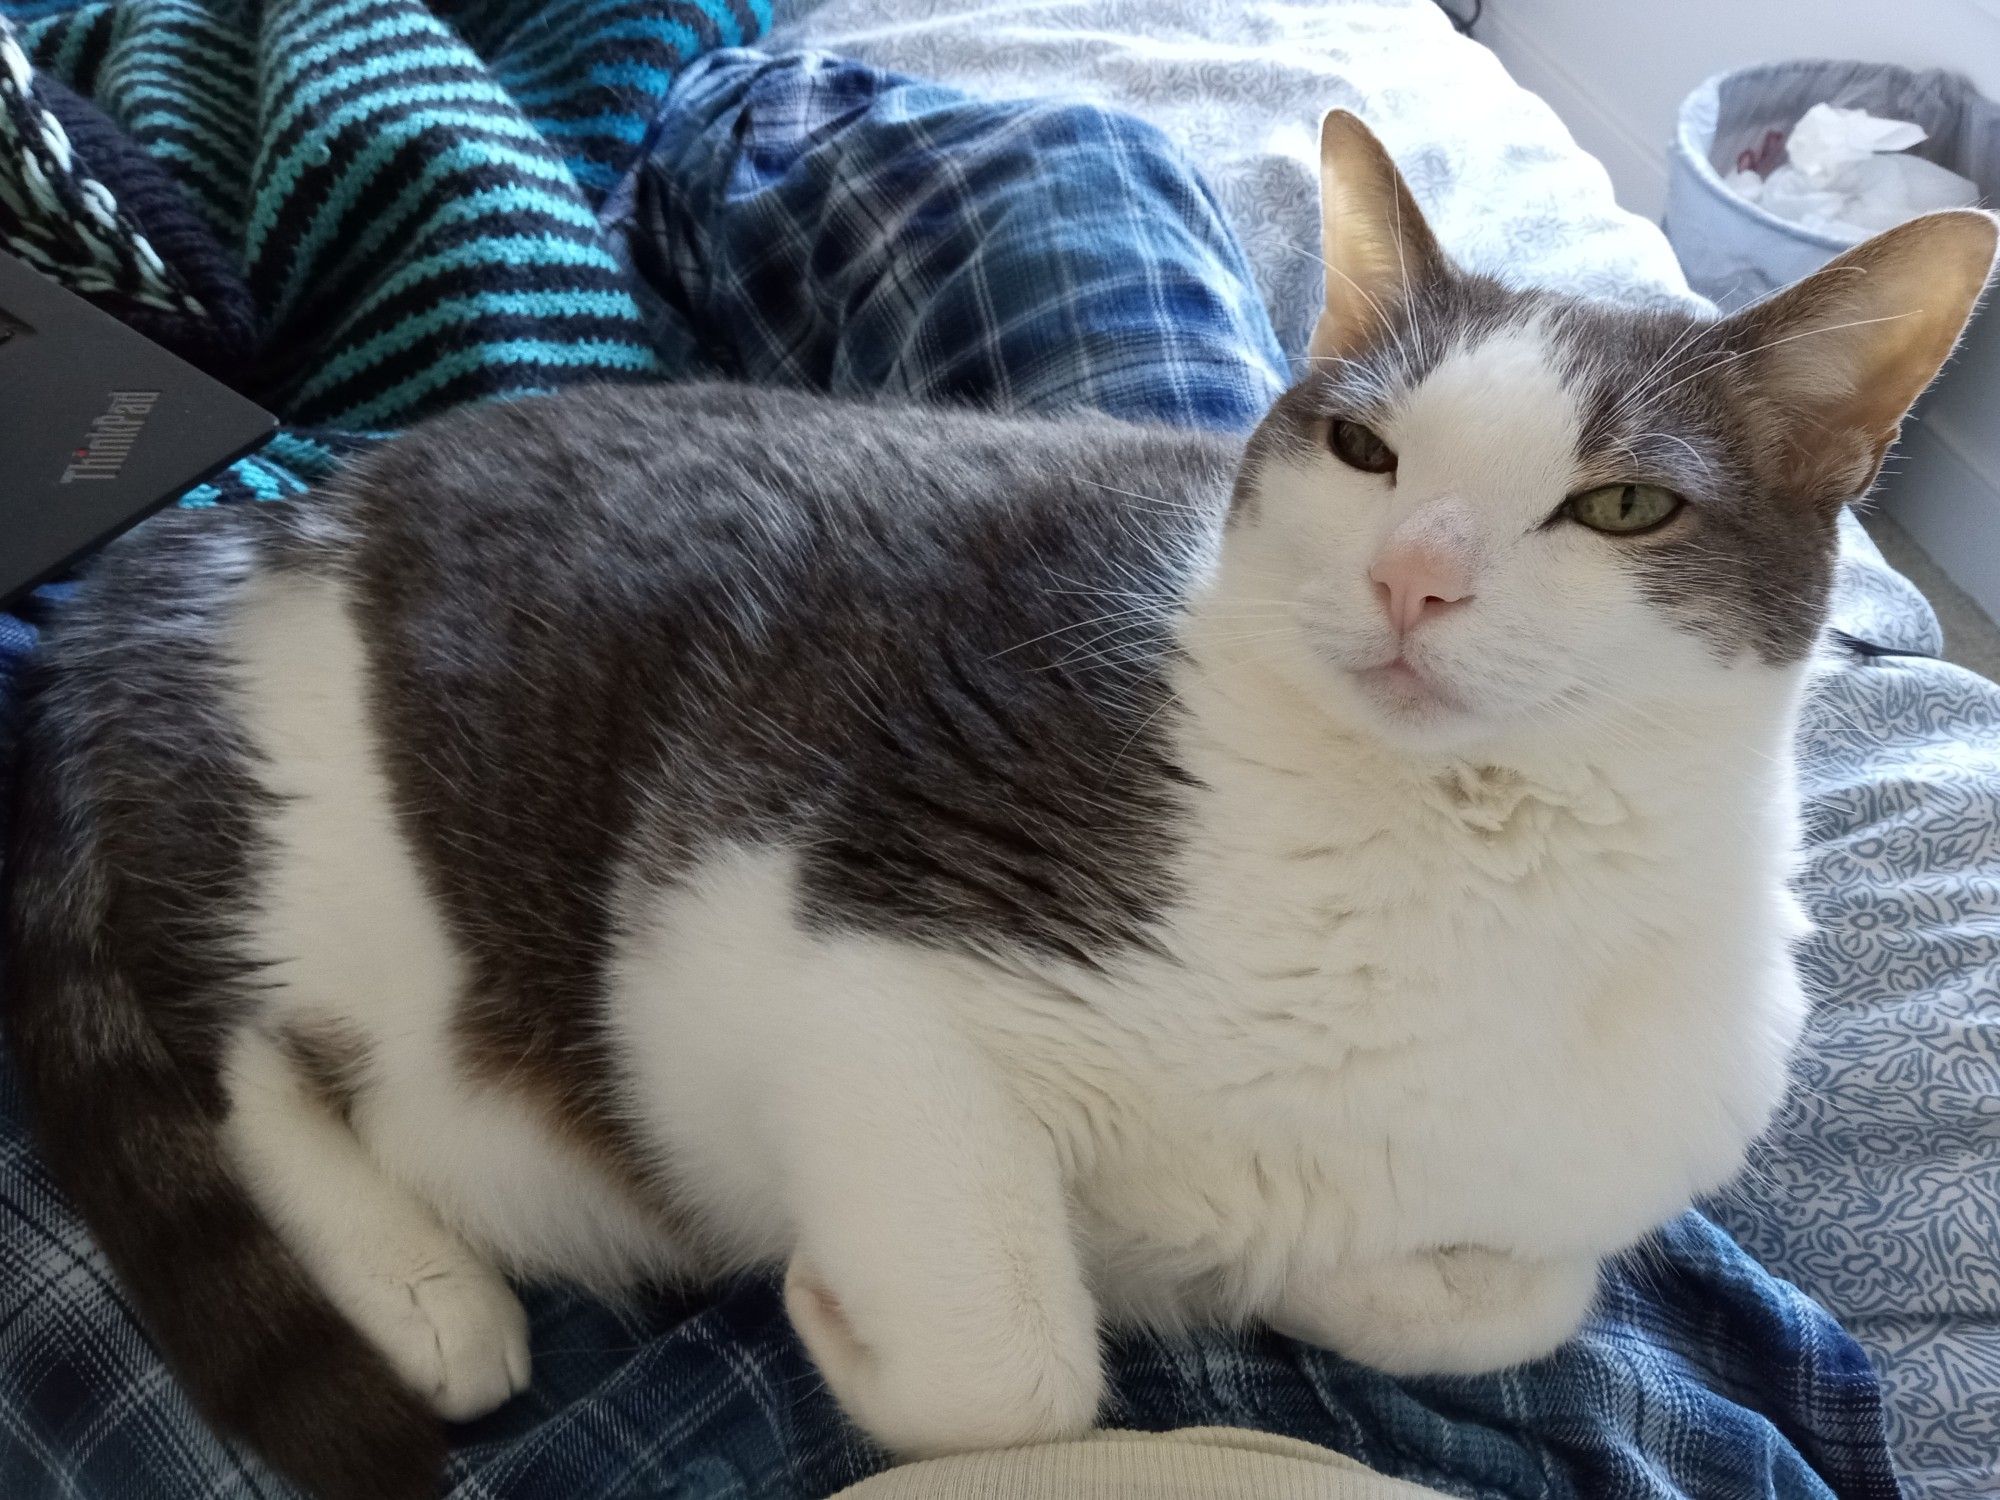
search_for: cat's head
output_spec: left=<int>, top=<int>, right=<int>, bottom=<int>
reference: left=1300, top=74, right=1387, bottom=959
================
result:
left=1222, top=111, right=1996, bottom=755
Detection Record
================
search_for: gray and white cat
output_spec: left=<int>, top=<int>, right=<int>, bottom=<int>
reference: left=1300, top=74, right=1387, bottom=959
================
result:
left=7, top=113, right=1994, bottom=1500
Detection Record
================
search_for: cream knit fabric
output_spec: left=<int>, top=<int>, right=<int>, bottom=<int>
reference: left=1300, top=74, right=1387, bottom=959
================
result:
left=834, top=1428, right=1452, bottom=1499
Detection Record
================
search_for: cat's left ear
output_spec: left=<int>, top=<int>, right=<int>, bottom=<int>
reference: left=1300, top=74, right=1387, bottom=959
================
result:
left=1723, top=208, right=1999, bottom=503
left=1307, top=111, right=1452, bottom=364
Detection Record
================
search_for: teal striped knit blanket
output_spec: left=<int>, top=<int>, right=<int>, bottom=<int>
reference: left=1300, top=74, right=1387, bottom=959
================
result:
left=0, top=0, right=766, bottom=497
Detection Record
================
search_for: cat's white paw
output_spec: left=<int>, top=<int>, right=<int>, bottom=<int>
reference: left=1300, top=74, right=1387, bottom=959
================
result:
left=784, top=1254, right=1102, bottom=1456
left=1274, top=1247, right=1598, bottom=1376
left=343, top=1251, right=532, bottom=1422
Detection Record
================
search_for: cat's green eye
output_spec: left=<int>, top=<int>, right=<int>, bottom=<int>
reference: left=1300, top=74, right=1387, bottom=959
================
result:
left=1565, top=482, right=1683, bottom=535
left=1328, top=418, right=1397, bottom=475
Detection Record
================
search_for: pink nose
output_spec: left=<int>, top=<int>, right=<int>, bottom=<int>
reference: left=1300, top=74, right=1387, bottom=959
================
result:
left=1369, top=545, right=1473, bottom=635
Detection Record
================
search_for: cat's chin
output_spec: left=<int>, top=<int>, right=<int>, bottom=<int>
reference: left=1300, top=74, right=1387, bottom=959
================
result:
left=1352, top=659, right=1462, bottom=715
left=1279, top=621, right=1495, bottom=751
left=1337, top=659, right=1487, bottom=747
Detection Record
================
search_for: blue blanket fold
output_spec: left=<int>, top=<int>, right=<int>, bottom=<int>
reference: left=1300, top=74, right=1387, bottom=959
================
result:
left=601, top=48, right=1287, bottom=430
left=0, top=14, right=1905, bottom=1500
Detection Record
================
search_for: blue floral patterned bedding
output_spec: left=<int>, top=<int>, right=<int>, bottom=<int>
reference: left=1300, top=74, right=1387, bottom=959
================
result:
left=1716, top=628, right=2000, bottom=1500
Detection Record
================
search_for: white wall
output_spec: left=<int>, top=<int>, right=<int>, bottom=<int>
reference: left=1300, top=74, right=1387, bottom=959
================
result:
left=1481, top=0, right=2000, bottom=618
left=1481, top=0, right=2000, bottom=218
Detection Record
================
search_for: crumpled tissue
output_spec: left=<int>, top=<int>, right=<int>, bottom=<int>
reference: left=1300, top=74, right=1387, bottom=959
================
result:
left=1724, top=102, right=1978, bottom=239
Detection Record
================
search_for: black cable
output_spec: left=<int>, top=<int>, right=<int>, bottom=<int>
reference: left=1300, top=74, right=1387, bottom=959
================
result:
left=1831, top=630, right=1939, bottom=663
left=1436, top=0, right=1483, bottom=35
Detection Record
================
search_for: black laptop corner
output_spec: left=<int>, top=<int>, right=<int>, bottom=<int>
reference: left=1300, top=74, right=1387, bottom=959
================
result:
left=1, top=250, right=276, bottom=610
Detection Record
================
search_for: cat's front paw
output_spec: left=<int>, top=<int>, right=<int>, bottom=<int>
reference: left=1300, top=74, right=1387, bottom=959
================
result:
left=784, top=1254, right=1102, bottom=1456
left=1273, top=1247, right=1598, bottom=1376
left=346, top=1251, right=532, bottom=1422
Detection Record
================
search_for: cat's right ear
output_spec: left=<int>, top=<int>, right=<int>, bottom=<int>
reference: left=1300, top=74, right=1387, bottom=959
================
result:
left=1308, top=111, right=1452, bottom=364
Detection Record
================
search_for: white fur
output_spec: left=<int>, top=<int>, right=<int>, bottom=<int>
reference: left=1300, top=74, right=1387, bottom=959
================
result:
left=219, top=325, right=1809, bottom=1449
left=220, top=1027, right=531, bottom=1419
left=225, top=579, right=682, bottom=1298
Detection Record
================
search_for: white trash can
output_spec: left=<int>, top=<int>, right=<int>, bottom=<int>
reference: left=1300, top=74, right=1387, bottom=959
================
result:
left=1665, top=59, right=2000, bottom=311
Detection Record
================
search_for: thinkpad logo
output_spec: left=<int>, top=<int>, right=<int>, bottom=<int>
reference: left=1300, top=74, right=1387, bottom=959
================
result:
left=60, top=390, right=160, bottom=483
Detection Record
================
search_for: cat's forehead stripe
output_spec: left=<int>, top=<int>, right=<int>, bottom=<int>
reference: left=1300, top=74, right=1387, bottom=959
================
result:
left=1390, top=318, right=1582, bottom=501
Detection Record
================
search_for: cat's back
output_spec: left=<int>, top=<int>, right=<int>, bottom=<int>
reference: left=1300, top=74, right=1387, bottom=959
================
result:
left=337, top=380, right=1237, bottom=858
left=345, top=382, right=1234, bottom=625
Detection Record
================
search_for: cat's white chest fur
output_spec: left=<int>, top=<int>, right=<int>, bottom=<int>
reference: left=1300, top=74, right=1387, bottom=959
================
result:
left=943, top=655, right=1811, bottom=1331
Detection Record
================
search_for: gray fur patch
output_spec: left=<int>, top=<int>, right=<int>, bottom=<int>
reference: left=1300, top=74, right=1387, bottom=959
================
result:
left=281, top=1018, right=373, bottom=1127
left=335, top=385, right=1229, bottom=983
